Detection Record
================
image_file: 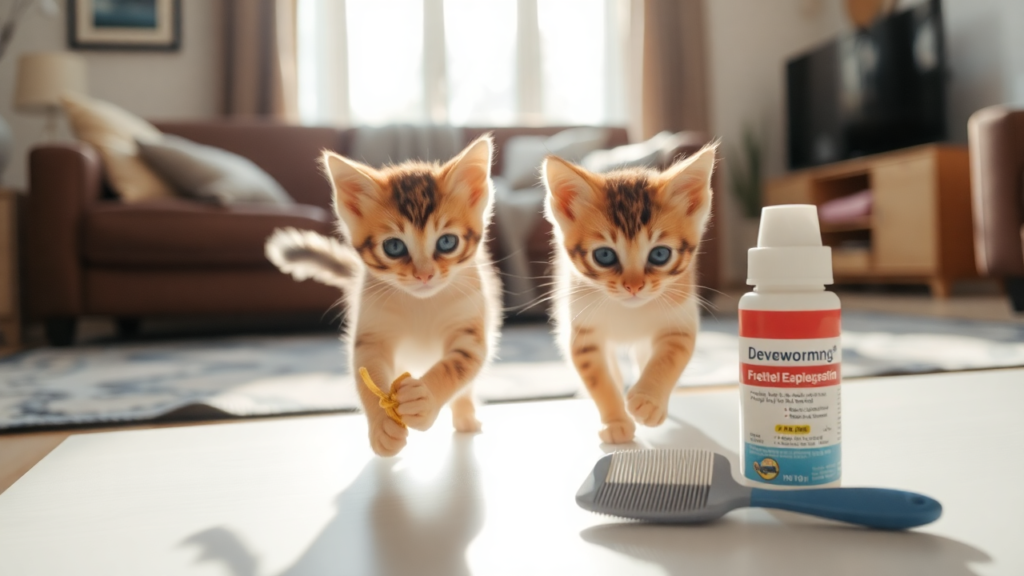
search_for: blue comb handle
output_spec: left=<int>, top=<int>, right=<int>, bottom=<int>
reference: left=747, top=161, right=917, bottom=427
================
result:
left=749, top=487, right=942, bottom=530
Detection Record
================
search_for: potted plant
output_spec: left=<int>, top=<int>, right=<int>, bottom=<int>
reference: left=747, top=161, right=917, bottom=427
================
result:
left=728, top=124, right=764, bottom=261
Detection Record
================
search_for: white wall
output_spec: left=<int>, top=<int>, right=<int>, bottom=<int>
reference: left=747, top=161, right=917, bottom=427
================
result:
left=0, top=0, right=224, bottom=190
left=708, top=0, right=1024, bottom=286
left=705, top=0, right=847, bottom=285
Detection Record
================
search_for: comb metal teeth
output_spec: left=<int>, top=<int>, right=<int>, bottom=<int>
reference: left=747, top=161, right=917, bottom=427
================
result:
left=595, top=449, right=714, bottom=513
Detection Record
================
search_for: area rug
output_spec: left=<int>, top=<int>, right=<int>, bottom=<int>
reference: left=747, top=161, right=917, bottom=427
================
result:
left=2, top=313, right=1023, bottom=431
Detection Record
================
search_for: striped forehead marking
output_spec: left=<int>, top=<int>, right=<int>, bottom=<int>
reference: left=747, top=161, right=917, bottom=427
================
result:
left=605, top=176, right=653, bottom=238
left=391, top=170, right=438, bottom=228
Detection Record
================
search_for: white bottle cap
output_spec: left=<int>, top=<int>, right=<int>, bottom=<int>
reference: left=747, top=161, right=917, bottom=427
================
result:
left=747, top=205, right=833, bottom=286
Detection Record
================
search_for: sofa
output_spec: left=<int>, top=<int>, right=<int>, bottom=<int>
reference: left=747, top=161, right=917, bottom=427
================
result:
left=24, top=122, right=720, bottom=345
left=968, top=106, right=1024, bottom=311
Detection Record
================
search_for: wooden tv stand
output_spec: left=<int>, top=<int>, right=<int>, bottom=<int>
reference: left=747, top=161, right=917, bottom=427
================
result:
left=764, top=144, right=975, bottom=297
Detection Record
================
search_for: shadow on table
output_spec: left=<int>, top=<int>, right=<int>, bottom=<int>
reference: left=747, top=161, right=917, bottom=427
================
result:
left=182, top=433, right=484, bottom=576
left=580, top=521, right=988, bottom=576
left=584, top=415, right=989, bottom=576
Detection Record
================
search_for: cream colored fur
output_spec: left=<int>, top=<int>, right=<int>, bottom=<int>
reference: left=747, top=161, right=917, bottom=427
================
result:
left=544, top=146, right=716, bottom=444
left=551, top=257, right=702, bottom=443
left=347, top=256, right=502, bottom=455
left=265, top=138, right=502, bottom=457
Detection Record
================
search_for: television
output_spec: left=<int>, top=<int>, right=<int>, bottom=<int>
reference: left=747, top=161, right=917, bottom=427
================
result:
left=787, top=0, right=947, bottom=169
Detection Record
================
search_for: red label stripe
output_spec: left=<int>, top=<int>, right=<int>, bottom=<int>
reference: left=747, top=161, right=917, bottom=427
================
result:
left=739, top=309, right=841, bottom=339
left=741, top=363, right=841, bottom=387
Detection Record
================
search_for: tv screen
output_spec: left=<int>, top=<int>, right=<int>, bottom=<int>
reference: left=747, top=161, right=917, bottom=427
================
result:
left=787, top=0, right=946, bottom=169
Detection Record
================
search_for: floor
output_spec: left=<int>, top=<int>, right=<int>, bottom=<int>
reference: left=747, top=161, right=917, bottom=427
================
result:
left=19, top=281, right=1024, bottom=349
left=2, top=285, right=1021, bottom=497
left=832, top=291, right=1024, bottom=323
left=6, top=371, right=1021, bottom=574
left=712, top=281, right=1024, bottom=324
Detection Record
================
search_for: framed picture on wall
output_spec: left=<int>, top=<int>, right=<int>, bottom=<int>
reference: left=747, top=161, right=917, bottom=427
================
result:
left=68, top=0, right=181, bottom=51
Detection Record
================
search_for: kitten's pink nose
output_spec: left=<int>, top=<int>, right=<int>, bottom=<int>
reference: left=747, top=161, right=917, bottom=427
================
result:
left=414, top=270, right=435, bottom=283
left=623, top=280, right=645, bottom=295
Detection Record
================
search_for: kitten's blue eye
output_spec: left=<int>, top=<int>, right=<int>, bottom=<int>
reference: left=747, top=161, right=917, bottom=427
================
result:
left=436, top=234, right=459, bottom=253
left=648, top=246, right=672, bottom=265
left=382, top=238, right=407, bottom=258
left=593, top=247, right=618, bottom=267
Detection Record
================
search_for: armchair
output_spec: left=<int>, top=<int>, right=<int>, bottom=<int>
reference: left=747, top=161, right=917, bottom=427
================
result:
left=968, top=106, right=1024, bottom=311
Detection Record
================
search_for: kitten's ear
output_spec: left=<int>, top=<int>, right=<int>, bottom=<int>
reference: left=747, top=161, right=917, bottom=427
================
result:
left=444, top=135, right=493, bottom=209
left=662, top=143, right=717, bottom=218
left=322, top=151, right=381, bottom=220
left=543, top=156, right=596, bottom=227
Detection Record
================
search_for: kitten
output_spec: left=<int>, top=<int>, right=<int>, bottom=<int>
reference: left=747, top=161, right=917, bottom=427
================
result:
left=266, top=136, right=502, bottom=457
left=542, top=145, right=716, bottom=444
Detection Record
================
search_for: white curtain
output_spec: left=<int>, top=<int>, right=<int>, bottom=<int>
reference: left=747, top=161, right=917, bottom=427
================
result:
left=297, top=0, right=629, bottom=127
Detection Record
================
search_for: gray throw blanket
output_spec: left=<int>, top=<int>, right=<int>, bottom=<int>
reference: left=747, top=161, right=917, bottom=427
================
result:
left=350, top=125, right=464, bottom=167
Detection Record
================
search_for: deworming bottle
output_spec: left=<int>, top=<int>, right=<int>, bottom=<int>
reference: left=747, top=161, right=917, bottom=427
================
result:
left=739, top=205, right=841, bottom=489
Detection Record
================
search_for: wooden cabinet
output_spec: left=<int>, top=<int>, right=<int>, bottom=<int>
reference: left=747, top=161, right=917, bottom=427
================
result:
left=871, top=155, right=938, bottom=273
left=0, top=189, right=20, bottom=355
left=764, top=145, right=974, bottom=297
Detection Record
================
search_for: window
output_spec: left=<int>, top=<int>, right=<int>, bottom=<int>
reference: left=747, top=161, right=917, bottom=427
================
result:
left=297, top=0, right=627, bottom=126
left=538, top=0, right=623, bottom=125
left=346, top=0, right=425, bottom=125
left=443, top=0, right=518, bottom=125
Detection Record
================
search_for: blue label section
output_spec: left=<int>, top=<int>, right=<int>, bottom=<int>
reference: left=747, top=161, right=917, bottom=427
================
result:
left=744, top=444, right=841, bottom=486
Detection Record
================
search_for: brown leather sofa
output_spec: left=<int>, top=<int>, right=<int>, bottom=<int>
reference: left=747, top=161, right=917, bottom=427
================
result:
left=24, top=122, right=720, bottom=345
left=968, top=106, right=1024, bottom=311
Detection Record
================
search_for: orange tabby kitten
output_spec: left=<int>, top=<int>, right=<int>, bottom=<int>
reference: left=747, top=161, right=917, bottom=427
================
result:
left=542, top=145, right=716, bottom=444
left=266, top=136, right=502, bottom=456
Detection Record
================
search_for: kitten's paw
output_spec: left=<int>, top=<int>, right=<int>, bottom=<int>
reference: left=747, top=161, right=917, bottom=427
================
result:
left=626, top=388, right=669, bottom=427
left=369, top=417, right=408, bottom=457
left=395, top=378, right=441, bottom=431
left=599, top=418, right=636, bottom=444
left=452, top=411, right=482, bottom=433
left=451, top=394, right=482, bottom=433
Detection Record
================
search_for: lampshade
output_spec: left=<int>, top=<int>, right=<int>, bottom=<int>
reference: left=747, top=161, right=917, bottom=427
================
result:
left=14, top=52, right=87, bottom=113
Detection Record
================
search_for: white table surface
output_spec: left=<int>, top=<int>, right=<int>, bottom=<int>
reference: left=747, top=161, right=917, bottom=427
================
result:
left=1, top=368, right=1022, bottom=576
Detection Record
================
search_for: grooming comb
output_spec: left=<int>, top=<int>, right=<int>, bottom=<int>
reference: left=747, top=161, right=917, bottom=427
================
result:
left=576, top=449, right=942, bottom=530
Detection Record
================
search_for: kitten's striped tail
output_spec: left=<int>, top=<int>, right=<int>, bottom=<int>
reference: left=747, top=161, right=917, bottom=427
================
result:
left=265, top=227, right=360, bottom=289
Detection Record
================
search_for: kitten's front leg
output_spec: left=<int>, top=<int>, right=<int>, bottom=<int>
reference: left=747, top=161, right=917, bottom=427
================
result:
left=571, top=327, right=635, bottom=444
left=353, top=335, right=408, bottom=457
left=627, top=331, right=695, bottom=427
left=449, top=389, right=482, bottom=433
left=396, top=323, right=487, bottom=431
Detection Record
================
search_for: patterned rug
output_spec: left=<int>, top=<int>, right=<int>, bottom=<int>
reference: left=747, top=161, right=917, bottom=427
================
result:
left=2, top=313, right=1023, bottom=431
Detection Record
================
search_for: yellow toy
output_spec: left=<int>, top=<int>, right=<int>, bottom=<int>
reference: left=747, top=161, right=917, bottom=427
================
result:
left=358, top=367, right=411, bottom=428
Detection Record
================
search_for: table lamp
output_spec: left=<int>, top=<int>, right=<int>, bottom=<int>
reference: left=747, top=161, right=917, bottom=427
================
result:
left=14, top=51, right=87, bottom=140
